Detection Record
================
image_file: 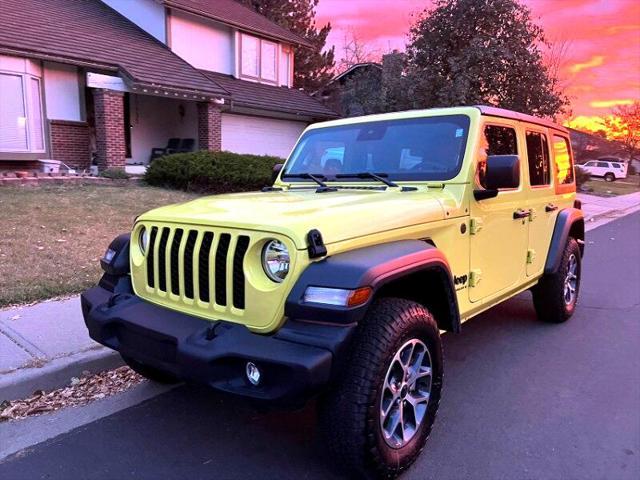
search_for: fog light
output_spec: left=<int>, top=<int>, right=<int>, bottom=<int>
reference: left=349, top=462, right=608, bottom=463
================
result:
left=246, top=362, right=261, bottom=386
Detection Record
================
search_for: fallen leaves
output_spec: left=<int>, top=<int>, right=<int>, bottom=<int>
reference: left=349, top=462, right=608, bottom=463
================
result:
left=0, top=366, right=144, bottom=422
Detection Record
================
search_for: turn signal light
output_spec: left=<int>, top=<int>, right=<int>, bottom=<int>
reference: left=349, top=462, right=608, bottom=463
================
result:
left=347, top=287, right=373, bottom=307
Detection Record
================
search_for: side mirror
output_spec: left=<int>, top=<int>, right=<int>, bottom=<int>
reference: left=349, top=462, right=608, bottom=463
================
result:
left=474, top=155, right=519, bottom=201
left=272, top=163, right=284, bottom=183
left=485, top=154, right=520, bottom=190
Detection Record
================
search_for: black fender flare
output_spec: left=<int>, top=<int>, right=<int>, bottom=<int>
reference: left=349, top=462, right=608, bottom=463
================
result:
left=285, top=240, right=460, bottom=332
left=544, top=208, right=585, bottom=275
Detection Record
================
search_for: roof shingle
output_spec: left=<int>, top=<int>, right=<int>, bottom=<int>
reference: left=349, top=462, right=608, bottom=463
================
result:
left=200, top=70, right=338, bottom=120
left=163, top=0, right=312, bottom=48
left=0, top=0, right=228, bottom=97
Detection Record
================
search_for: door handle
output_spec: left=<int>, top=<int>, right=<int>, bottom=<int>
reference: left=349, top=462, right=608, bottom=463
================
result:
left=545, top=203, right=558, bottom=212
left=513, top=209, right=531, bottom=219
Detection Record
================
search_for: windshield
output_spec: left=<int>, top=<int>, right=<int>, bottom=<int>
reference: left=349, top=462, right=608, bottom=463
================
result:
left=283, top=115, right=470, bottom=182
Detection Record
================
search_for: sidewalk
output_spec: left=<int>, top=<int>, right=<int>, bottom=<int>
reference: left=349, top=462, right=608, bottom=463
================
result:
left=577, top=191, right=640, bottom=228
left=2, top=191, right=640, bottom=402
left=0, top=297, right=122, bottom=401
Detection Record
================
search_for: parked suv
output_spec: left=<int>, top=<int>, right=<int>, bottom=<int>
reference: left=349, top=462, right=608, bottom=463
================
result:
left=82, top=106, right=584, bottom=478
left=581, top=158, right=627, bottom=181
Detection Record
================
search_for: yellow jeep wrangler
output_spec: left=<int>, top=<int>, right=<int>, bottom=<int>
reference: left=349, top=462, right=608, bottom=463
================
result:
left=82, top=106, right=584, bottom=478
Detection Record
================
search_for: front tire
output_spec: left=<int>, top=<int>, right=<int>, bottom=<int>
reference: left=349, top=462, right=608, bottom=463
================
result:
left=532, top=237, right=581, bottom=323
left=319, top=298, right=443, bottom=478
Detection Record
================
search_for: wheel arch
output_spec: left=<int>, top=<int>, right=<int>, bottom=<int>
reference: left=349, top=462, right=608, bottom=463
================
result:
left=285, top=240, right=461, bottom=333
left=545, top=208, right=584, bottom=275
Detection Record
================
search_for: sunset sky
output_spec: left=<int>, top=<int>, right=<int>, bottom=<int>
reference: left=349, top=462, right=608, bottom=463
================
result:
left=315, top=0, right=640, bottom=131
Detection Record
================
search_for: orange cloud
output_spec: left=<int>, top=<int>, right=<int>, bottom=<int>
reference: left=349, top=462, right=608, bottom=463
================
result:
left=590, top=99, right=635, bottom=108
left=565, top=116, right=606, bottom=133
left=569, top=55, right=605, bottom=74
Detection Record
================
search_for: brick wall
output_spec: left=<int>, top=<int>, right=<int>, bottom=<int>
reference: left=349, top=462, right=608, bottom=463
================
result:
left=93, top=89, right=126, bottom=169
left=49, top=120, right=90, bottom=170
left=197, top=102, right=222, bottom=151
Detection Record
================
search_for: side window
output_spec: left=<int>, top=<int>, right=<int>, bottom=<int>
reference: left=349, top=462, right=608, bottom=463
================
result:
left=485, top=125, right=518, bottom=156
left=597, top=161, right=609, bottom=168
left=552, top=135, right=574, bottom=185
left=584, top=161, right=596, bottom=167
left=525, top=131, right=551, bottom=186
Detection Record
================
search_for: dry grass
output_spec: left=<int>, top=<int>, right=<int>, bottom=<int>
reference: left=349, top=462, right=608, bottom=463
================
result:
left=583, top=177, right=640, bottom=197
left=0, top=184, right=198, bottom=307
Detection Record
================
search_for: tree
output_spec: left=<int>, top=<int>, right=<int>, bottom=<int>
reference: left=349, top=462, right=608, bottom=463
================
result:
left=340, top=51, right=411, bottom=117
left=338, top=30, right=380, bottom=71
left=603, top=101, right=640, bottom=161
left=404, top=0, right=569, bottom=118
left=237, top=0, right=335, bottom=92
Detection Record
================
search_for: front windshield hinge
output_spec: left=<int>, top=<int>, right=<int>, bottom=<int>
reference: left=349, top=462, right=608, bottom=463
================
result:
left=307, top=229, right=327, bottom=258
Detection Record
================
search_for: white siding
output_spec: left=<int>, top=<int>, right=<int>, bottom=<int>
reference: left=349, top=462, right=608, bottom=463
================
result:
left=222, top=114, right=306, bottom=158
left=129, top=94, right=197, bottom=164
left=102, top=0, right=166, bottom=43
left=43, top=62, right=82, bottom=122
left=169, top=10, right=234, bottom=74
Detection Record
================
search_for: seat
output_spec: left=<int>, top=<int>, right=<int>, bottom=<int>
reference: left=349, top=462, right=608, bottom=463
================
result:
left=150, top=138, right=180, bottom=162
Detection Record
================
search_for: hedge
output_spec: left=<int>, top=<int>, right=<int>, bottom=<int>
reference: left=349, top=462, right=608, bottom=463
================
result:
left=144, top=150, right=284, bottom=193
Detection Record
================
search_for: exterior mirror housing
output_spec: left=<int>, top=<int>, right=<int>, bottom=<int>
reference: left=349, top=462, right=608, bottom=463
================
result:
left=272, top=163, right=284, bottom=183
left=484, top=155, right=520, bottom=190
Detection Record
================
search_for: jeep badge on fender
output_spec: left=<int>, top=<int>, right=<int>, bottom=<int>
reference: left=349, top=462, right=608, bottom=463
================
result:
left=81, top=106, right=583, bottom=479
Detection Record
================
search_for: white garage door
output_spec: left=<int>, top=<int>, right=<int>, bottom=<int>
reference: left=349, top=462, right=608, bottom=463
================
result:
left=221, top=113, right=306, bottom=159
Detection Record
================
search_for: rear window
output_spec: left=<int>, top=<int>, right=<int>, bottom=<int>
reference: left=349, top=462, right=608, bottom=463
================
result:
left=525, top=131, right=551, bottom=186
left=552, top=135, right=574, bottom=185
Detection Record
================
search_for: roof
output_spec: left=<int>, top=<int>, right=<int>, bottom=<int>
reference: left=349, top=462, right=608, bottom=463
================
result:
left=163, top=0, right=312, bottom=48
left=200, top=70, right=338, bottom=120
left=332, top=63, right=382, bottom=83
left=0, top=0, right=228, bottom=98
left=476, top=106, right=568, bottom=133
left=306, top=106, right=567, bottom=131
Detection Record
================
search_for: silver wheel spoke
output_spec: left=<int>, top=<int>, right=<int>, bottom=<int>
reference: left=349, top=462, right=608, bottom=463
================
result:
left=380, top=338, right=433, bottom=449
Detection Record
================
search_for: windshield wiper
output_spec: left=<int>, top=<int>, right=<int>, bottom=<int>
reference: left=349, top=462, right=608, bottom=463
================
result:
left=281, top=173, right=337, bottom=192
left=335, top=172, right=399, bottom=188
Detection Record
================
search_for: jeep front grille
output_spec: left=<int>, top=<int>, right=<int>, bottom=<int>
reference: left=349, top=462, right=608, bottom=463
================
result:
left=145, top=226, right=250, bottom=309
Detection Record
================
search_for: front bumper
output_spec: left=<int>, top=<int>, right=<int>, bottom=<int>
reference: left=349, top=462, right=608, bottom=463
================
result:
left=81, top=284, right=355, bottom=404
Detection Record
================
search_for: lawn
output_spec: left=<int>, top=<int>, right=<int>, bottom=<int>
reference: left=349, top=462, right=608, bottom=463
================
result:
left=0, top=184, right=198, bottom=307
left=582, top=176, right=640, bottom=197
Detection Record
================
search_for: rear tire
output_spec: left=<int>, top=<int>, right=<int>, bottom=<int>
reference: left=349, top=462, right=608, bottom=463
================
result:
left=319, top=298, right=443, bottom=479
left=122, top=355, right=179, bottom=384
left=532, top=237, right=581, bottom=323
left=604, top=172, right=615, bottom=182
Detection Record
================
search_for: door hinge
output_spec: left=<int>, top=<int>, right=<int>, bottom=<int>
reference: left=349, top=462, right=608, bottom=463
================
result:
left=469, top=269, right=482, bottom=287
left=527, top=249, right=536, bottom=264
left=528, top=208, right=537, bottom=221
left=469, top=217, right=483, bottom=235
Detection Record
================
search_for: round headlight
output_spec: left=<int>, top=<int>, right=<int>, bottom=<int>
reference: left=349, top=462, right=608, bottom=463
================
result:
left=262, top=240, right=290, bottom=282
left=139, top=227, right=149, bottom=255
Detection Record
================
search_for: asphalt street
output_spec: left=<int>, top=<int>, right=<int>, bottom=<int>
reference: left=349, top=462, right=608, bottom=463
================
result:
left=1, top=212, right=639, bottom=480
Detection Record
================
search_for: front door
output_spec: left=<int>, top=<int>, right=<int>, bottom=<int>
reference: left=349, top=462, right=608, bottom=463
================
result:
left=469, top=122, right=529, bottom=302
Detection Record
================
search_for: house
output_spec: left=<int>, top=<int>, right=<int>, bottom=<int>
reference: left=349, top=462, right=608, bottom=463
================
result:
left=313, top=62, right=382, bottom=116
left=0, top=0, right=337, bottom=173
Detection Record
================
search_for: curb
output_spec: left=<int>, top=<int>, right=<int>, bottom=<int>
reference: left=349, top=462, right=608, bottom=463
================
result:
left=0, top=348, right=124, bottom=402
left=584, top=203, right=640, bottom=232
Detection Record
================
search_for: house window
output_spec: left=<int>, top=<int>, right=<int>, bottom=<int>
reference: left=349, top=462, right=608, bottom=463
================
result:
left=240, top=33, right=278, bottom=83
left=0, top=71, right=45, bottom=152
